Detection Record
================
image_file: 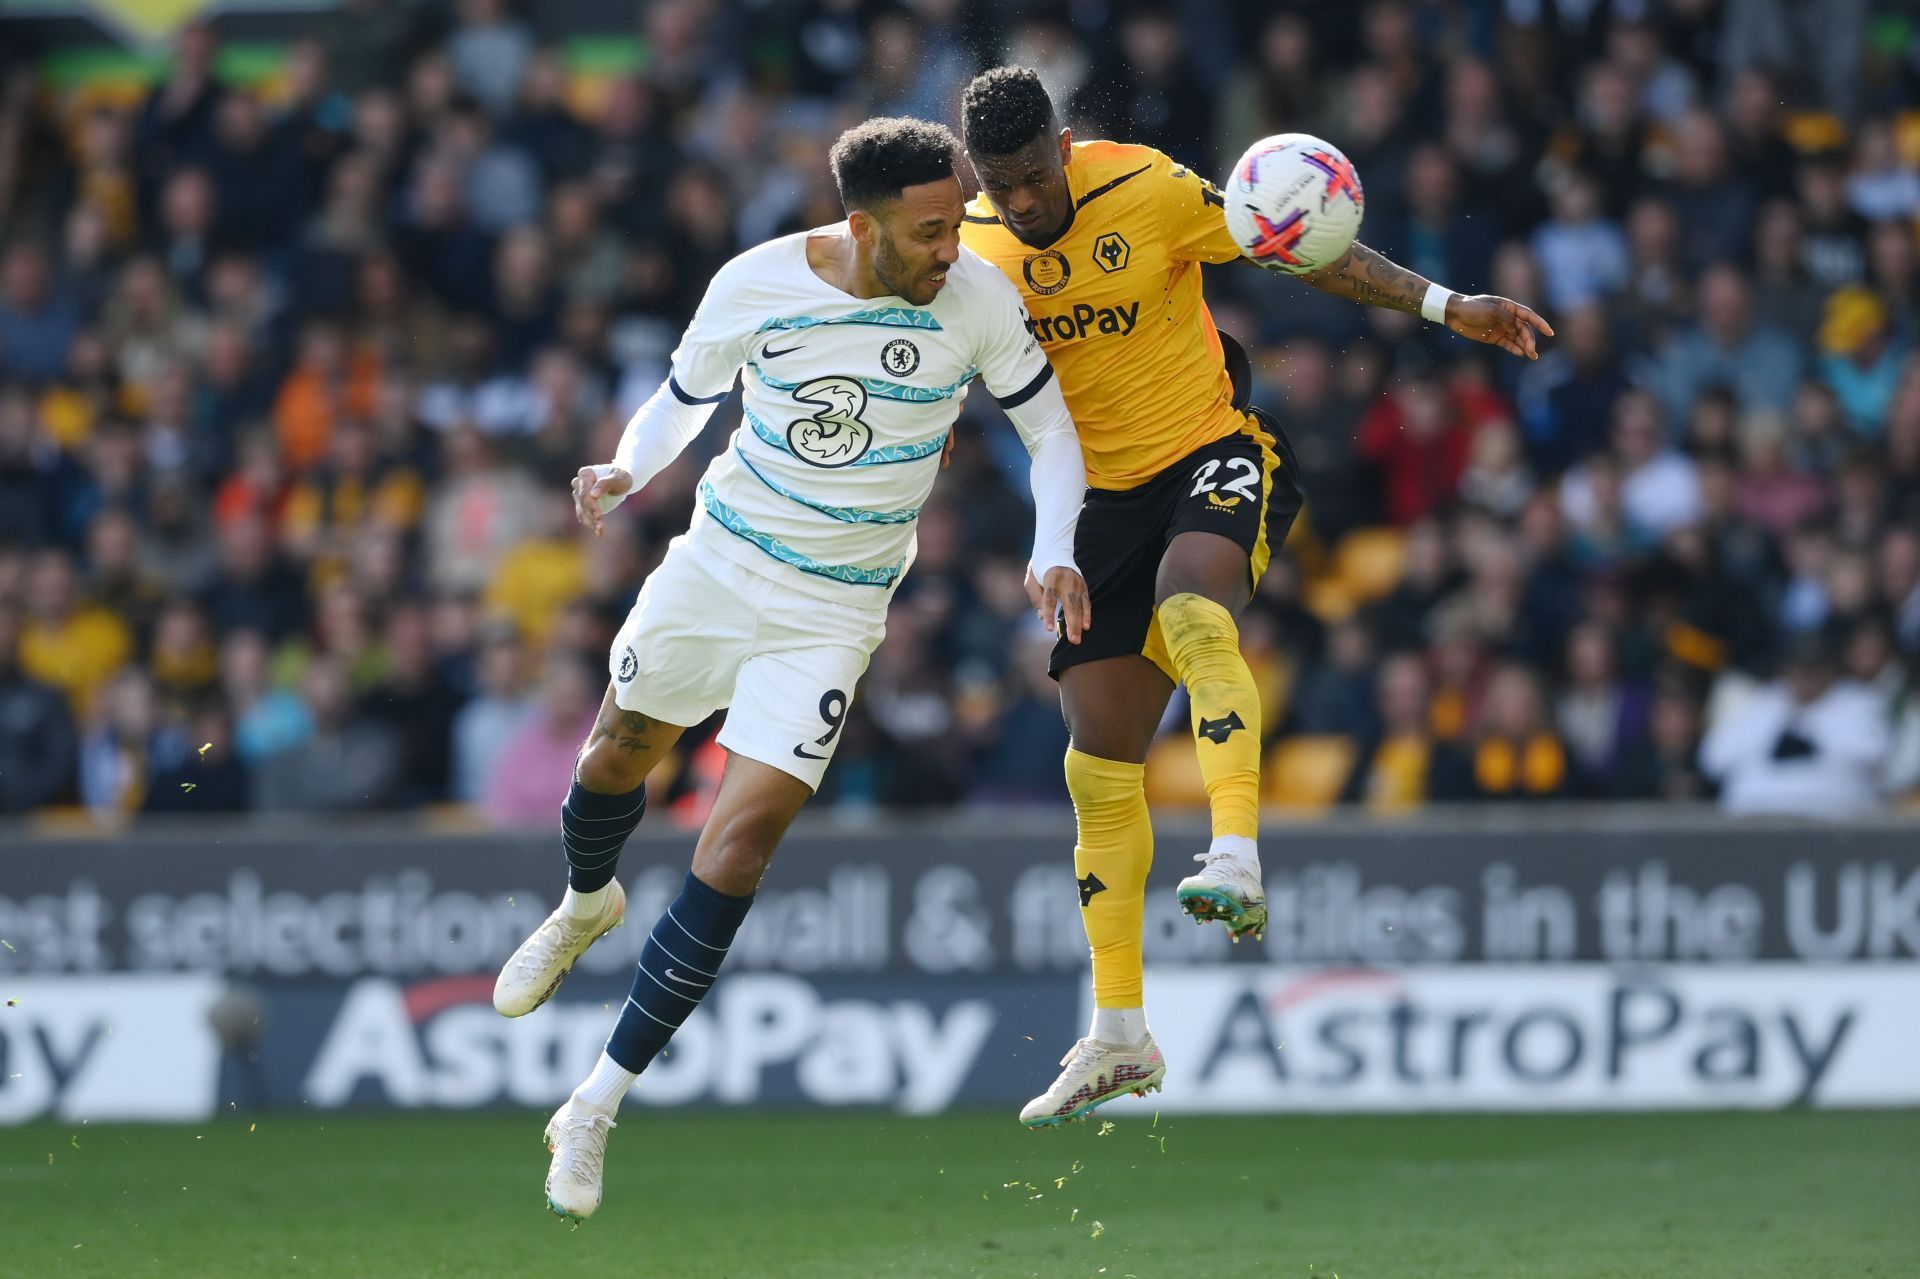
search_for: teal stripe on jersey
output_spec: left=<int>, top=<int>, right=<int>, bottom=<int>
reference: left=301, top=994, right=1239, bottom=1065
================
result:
left=756, top=307, right=944, bottom=334
left=734, top=448, right=921, bottom=525
left=749, top=362, right=976, bottom=404
left=744, top=407, right=949, bottom=467
left=699, top=481, right=905, bottom=587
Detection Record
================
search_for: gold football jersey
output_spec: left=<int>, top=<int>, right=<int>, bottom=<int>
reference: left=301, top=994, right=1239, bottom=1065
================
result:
left=962, top=139, right=1248, bottom=490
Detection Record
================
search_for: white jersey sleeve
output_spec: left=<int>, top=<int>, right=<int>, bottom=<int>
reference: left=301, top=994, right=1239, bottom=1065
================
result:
left=667, top=261, right=756, bottom=403
left=605, top=260, right=757, bottom=495
left=955, top=253, right=1084, bottom=578
left=968, top=263, right=1052, bottom=423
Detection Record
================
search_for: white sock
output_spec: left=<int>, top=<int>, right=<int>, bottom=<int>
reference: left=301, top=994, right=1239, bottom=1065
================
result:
left=573, top=1051, right=637, bottom=1111
left=1090, top=1007, right=1148, bottom=1045
left=563, top=885, right=610, bottom=919
left=1208, top=834, right=1259, bottom=873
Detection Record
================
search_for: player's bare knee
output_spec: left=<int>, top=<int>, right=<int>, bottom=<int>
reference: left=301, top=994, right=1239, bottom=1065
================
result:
left=1156, top=533, right=1252, bottom=611
left=1155, top=572, right=1246, bottom=613
left=576, top=696, right=681, bottom=793
left=575, top=737, right=647, bottom=794
left=695, top=818, right=781, bottom=895
left=576, top=712, right=670, bottom=792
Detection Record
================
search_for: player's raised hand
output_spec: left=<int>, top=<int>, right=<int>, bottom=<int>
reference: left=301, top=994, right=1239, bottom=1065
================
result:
left=572, top=465, right=632, bottom=537
left=1445, top=296, right=1555, bottom=360
left=1027, top=564, right=1092, bottom=644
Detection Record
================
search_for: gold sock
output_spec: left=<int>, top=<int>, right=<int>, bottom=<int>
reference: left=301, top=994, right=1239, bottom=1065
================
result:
left=1065, top=748, right=1154, bottom=1008
left=1156, top=592, right=1261, bottom=840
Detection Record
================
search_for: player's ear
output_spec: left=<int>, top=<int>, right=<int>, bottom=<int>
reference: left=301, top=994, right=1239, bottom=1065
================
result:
left=1057, top=128, right=1072, bottom=165
left=847, top=207, right=876, bottom=247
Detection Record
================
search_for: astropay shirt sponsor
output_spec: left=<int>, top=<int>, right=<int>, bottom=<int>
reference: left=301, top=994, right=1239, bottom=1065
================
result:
left=1102, top=964, right=1920, bottom=1113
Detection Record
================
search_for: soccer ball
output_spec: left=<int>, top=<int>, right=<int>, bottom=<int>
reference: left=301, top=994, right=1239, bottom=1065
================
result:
left=1223, top=134, right=1365, bottom=274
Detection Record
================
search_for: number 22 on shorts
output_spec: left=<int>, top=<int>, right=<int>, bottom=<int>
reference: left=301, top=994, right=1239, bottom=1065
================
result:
left=1190, top=457, right=1260, bottom=504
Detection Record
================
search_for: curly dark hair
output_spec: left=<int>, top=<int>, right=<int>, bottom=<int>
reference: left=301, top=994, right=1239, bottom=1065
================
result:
left=828, top=117, right=959, bottom=212
left=961, top=66, right=1057, bottom=158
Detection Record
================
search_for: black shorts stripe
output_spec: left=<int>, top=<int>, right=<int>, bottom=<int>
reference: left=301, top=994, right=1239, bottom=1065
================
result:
left=994, top=364, right=1054, bottom=410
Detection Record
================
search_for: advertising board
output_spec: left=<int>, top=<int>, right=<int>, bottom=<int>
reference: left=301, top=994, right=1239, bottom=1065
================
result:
left=3, top=820, right=1915, bottom=1121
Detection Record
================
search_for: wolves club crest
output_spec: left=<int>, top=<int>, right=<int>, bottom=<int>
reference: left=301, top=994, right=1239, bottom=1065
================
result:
left=1196, top=711, right=1246, bottom=743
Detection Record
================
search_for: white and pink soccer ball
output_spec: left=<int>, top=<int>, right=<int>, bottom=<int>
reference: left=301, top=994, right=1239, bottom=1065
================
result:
left=1223, top=133, right=1365, bottom=275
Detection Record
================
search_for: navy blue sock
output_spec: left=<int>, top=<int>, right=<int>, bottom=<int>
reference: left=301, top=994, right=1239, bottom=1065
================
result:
left=605, top=870, right=754, bottom=1073
left=562, top=778, right=647, bottom=893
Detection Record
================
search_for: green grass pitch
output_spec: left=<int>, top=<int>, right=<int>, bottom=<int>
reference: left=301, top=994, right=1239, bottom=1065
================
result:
left=5, top=1110, right=1915, bottom=1277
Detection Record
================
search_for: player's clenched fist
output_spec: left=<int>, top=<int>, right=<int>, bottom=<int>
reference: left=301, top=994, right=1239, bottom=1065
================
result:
left=572, top=465, right=633, bottom=537
left=1026, top=564, right=1092, bottom=645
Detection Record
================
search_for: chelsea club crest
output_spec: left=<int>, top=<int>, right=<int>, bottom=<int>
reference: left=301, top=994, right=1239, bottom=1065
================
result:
left=880, top=337, right=920, bottom=376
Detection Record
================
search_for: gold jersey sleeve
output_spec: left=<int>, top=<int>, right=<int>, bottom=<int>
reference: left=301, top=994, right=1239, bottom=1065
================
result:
left=961, top=140, right=1249, bottom=490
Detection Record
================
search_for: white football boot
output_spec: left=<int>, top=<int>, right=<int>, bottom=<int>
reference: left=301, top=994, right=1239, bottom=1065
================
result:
left=494, top=881, right=627, bottom=1017
left=1176, top=851, right=1267, bottom=941
left=1019, top=1035, right=1166, bottom=1128
left=543, top=1095, right=617, bottom=1223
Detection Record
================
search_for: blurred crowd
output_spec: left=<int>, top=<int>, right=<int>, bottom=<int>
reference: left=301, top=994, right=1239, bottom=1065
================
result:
left=5, top=0, right=1920, bottom=824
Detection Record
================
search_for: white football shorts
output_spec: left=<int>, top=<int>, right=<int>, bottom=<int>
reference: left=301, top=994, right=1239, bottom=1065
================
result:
left=607, top=534, right=888, bottom=790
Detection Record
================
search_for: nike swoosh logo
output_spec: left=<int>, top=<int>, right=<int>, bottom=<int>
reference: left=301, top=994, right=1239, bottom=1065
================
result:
left=762, top=341, right=805, bottom=359
left=663, top=968, right=709, bottom=987
left=793, top=744, right=830, bottom=760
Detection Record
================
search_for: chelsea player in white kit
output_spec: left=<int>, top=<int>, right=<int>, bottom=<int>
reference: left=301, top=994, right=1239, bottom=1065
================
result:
left=489, top=118, right=1092, bottom=1223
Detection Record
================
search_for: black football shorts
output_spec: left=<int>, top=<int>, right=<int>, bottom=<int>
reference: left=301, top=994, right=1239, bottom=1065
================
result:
left=1050, top=407, right=1305, bottom=679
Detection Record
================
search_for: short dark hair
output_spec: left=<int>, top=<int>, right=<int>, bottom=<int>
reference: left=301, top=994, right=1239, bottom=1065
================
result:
left=961, top=66, right=1056, bottom=158
left=829, top=117, right=958, bottom=212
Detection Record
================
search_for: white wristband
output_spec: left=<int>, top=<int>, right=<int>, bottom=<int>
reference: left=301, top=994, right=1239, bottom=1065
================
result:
left=1421, top=282, right=1453, bottom=325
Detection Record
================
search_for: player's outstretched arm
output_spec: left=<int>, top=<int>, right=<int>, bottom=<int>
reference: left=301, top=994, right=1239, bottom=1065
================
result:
left=574, top=378, right=722, bottom=536
left=1296, top=241, right=1555, bottom=360
left=581, top=252, right=752, bottom=533
left=997, top=369, right=1091, bottom=643
left=971, top=263, right=1093, bottom=641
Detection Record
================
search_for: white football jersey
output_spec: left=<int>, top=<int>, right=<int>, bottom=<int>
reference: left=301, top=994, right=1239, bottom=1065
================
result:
left=664, top=230, right=1051, bottom=606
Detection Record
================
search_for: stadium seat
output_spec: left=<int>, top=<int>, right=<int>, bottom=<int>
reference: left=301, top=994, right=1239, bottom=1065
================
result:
left=1142, top=733, right=1210, bottom=810
left=422, top=803, right=493, bottom=832
left=63, top=80, right=149, bottom=118
left=1331, top=526, right=1407, bottom=604
left=1262, top=735, right=1358, bottom=812
left=1303, top=576, right=1358, bottom=622
left=1898, top=111, right=1920, bottom=168
left=25, top=804, right=108, bottom=835
left=1247, top=650, right=1297, bottom=734
left=565, top=39, right=646, bottom=119
left=1782, top=111, right=1847, bottom=154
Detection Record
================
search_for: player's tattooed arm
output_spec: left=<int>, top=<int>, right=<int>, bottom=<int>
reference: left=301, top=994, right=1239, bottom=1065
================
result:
left=1296, top=242, right=1556, bottom=359
left=1296, top=242, right=1430, bottom=314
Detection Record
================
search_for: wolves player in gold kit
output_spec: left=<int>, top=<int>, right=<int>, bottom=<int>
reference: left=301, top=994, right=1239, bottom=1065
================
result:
left=957, top=67, right=1552, bottom=1125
